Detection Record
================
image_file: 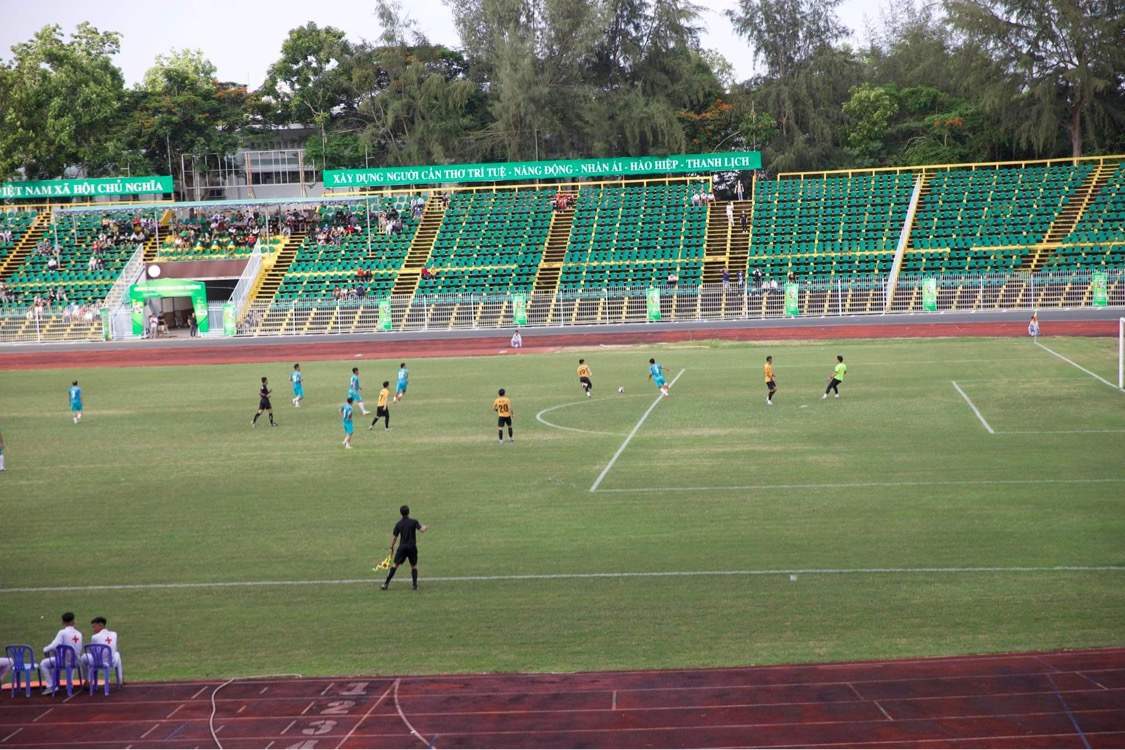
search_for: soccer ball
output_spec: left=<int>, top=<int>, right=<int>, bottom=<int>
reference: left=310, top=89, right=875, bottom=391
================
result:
left=618, top=387, right=625, bottom=393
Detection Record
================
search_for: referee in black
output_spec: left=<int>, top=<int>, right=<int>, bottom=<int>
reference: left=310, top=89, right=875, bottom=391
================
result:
left=381, top=504, right=428, bottom=590
left=252, top=376, right=276, bottom=427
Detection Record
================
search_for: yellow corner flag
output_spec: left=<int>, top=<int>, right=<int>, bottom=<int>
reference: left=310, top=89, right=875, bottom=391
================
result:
left=373, top=554, right=392, bottom=571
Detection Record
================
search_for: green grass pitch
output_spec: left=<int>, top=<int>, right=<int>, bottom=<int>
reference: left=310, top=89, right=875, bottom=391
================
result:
left=0, top=336, right=1122, bottom=681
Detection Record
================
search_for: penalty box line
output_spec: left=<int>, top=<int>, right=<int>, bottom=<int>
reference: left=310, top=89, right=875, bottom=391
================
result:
left=3, top=565, right=1123, bottom=595
left=589, top=368, right=685, bottom=493
left=1035, top=340, right=1119, bottom=390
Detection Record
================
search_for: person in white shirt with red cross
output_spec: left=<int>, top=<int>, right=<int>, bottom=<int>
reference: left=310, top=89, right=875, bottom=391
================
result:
left=41, top=611, right=83, bottom=694
left=82, top=616, right=122, bottom=685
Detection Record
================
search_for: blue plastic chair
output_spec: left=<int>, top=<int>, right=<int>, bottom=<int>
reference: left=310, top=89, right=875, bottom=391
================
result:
left=82, top=644, right=120, bottom=696
left=5, top=645, right=41, bottom=697
left=48, top=644, right=80, bottom=697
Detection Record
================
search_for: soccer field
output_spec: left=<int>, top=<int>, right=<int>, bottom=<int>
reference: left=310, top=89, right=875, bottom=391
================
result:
left=0, top=336, right=1122, bottom=681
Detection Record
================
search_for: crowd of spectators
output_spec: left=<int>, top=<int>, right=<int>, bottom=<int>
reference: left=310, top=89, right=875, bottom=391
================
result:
left=168, top=209, right=269, bottom=251
left=690, top=188, right=716, bottom=206
left=312, top=201, right=414, bottom=246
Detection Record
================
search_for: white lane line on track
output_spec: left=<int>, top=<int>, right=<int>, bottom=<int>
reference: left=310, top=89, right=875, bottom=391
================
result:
left=334, top=681, right=396, bottom=750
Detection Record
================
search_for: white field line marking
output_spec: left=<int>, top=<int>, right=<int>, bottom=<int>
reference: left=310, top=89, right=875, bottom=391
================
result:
left=139, top=725, right=160, bottom=740
left=997, top=429, right=1125, bottom=434
left=952, top=380, right=995, bottom=434
left=1, top=729, right=22, bottom=743
left=1036, top=340, right=1119, bottom=390
left=595, top=477, right=1125, bottom=493
left=335, top=681, right=395, bottom=750
left=165, top=704, right=183, bottom=719
left=2, top=565, right=1121, bottom=595
left=590, top=368, right=685, bottom=492
left=535, top=400, right=628, bottom=437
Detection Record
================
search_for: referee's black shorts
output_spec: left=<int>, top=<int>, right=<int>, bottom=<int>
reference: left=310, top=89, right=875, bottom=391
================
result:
left=259, top=397, right=272, bottom=410
left=394, top=545, right=418, bottom=566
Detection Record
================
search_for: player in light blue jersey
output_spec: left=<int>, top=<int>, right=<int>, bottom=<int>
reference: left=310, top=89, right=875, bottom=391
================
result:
left=290, top=363, right=304, bottom=407
left=348, top=367, right=371, bottom=415
left=340, top=397, right=355, bottom=449
left=68, top=380, right=84, bottom=423
left=394, top=362, right=409, bottom=403
left=647, top=359, right=670, bottom=397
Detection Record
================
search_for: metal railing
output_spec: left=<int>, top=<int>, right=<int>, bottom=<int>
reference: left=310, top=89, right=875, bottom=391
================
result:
left=2, top=268, right=1121, bottom=343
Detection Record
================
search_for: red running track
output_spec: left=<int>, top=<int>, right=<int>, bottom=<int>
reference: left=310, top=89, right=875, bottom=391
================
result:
left=0, top=319, right=1116, bottom=371
left=1, top=648, right=1123, bottom=748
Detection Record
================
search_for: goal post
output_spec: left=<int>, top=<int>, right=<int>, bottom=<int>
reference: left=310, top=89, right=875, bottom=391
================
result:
left=1120, top=318, right=1124, bottom=391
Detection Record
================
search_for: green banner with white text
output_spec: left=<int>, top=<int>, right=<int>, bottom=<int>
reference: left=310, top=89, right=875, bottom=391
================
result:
left=378, top=298, right=393, bottom=331
left=784, top=283, right=799, bottom=316
left=511, top=294, right=527, bottom=326
left=646, top=288, right=661, bottom=321
left=0, top=176, right=172, bottom=200
left=922, top=278, right=937, bottom=311
left=1092, top=272, right=1107, bottom=307
left=325, top=153, right=761, bottom=189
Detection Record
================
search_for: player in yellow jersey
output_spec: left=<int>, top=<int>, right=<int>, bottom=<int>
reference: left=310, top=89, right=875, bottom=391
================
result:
left=493, top=388, right=514, bottom=444
left=764, top=355, right=777, bottom=405
left=577, top=359, right=593, bottom=397
left=370, top=381, right=391, bottom=430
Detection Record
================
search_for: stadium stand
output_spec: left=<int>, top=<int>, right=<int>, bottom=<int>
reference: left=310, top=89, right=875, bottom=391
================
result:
left=748, top=172, right=914, bottom=284
left=559, top=181, right=706, bottom=291
left=902, top=162, right=1092, bottom=275
left=418, top=188, right=552, bottom=296
left=3, top=156, right=1123, bottom=343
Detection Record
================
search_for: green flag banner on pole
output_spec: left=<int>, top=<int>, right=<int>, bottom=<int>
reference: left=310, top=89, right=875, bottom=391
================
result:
left=378, top=298, right=393, bottom=331
left=922, top=278, right=937, bottom=311
left=511, top=293, right=528, bottom=326
left=222, top=303, right=237, bottom=336
left=646, top=288, right=661, bottom=321
left=99, top=307, right=111, bottom=341
left=1092, top=271, right=1108, bottom=307
left=784, top=283, right=799, bottom=316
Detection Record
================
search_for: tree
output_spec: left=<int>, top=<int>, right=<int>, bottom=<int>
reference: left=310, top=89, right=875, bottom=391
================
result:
left=127, top=49, right=251, bottom=198
left=262, top=23, right=359, bottom=171
left=727, top=0, right=859, bottom=171
left=944, top=0, right=1125, bottom=158
left=347, top=0, right=485, bottom=166
left=842, top=83, right=899, bottom=166
left=0, top=23, right=126, bottom=181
